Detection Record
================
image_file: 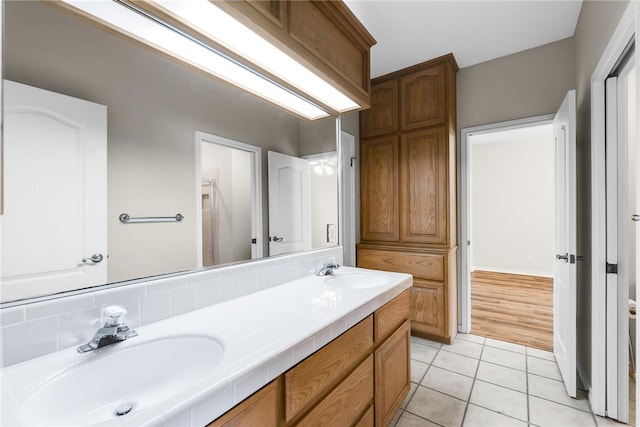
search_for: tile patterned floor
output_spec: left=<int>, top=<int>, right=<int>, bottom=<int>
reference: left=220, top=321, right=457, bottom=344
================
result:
left=391, top=333, right=632, bottom=427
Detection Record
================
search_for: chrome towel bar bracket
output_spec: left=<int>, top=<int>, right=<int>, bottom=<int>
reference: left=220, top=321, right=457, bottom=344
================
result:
left=119, top=213, right=184, bottom=223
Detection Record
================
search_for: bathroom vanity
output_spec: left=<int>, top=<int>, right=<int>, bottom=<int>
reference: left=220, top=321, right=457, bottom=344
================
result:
left=0, top=267, right=411, bottom=426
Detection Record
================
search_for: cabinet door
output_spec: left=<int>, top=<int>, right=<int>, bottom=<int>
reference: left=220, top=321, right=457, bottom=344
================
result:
left=410, top=280, right=445, bottom=337
left=208, top=380, right=278, bottom=427
left=361, top=79, right=398, bottom=138
left=360, top=136, right=399, bottom=242
left=400, top=127, right=448, bottom=245
left=375, top=320, right=410, bottom=427
left=400, top=63, right=446, bottom=130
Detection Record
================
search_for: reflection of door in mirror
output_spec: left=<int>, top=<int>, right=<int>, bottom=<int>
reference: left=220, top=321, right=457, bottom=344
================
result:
left=304, top=152, right=339, bottom=250
left=268, top=151, right=312, bottom=256
left=1, top=80, right=107, bottom=302
left=197, top=132, right=262, bottom=267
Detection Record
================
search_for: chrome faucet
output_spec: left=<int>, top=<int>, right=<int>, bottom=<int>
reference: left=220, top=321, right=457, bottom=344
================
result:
left=77, top=306, right=138, bottom=353
left=316, top=257, right=340, bottom=276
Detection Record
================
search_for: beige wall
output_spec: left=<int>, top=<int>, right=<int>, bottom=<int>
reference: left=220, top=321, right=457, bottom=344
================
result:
left=573, top=0, right=630, bottom=389
left=458, top=38, right=576, bottom=130
left=471, top=134, right=554, bottom=277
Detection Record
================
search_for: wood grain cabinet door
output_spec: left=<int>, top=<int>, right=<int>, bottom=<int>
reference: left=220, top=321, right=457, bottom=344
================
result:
left=400, top=127, right=448, bottom=245
left=400, top=64, right=446, bottom=130
left=361, top=79, right=398, bottom=138
left=374, top=320, right=410, bottom=427
left=360, top=136, right=399, bottom=242
left=410, top=280, right=445, bottom=337
left=208, top=380, right=278, bottom=427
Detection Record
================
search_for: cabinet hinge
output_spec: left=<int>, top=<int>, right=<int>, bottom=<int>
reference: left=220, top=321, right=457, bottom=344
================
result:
left=606, top=263, right=618, bottom=274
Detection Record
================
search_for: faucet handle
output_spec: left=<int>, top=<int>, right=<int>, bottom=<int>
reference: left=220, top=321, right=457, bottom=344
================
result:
left=326, top=257, right=339, bottom=267
left=102, top=305, right=128, bottom=327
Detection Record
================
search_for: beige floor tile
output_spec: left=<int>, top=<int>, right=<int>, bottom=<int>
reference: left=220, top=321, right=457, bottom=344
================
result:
left=406, top=387, right=467, bottom=427
left=402, top=382, right=418, bottom=409
left=469, top=380, right=528, bottom=422
left=527, top=355, right=562, bottom=381
left=462, top=403, right=527, bottom=427
left=528, top=373, right=590, bottom=412
left=527, top=346, right=556, bottom=361
left=411, top=342, right=439, bottom=364
left=594, top=414, right=627, bottom=426
left=432, top=349, right=479, bottom=378
left=411, top=359, right=429, bottom=383
left=481, top=346, right=526, bottom=371
left=485, top=338, right=526, bottom=354
left=456, top=333, right=486, bottom=345
left=476, top=361, right=527, bottom=393
left=529, top=395, right=596, bottom=426
left=395, top=411, right=440, bottom=427
left=421, top=366, right=474, bottom=401
left=443, top=339, right=483, bottom=359
left=411, top=336, right=442, bottom=349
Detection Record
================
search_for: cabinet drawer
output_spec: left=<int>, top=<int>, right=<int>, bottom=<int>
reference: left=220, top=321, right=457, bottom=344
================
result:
left=375, top=289, right=410, bottom=342
left=354, top=404, right=374, bottom=427
left=297, top=355, right=374, bottom=427
left=410, top=281, right=444, bottom=336
left=357, top=247, right=444, bottom=282
left=209, top=380, right=278, bottom=427
left=285, top=316, right=373, bottom=422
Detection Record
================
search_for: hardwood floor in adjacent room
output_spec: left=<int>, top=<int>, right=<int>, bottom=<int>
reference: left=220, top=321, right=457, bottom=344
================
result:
left=471, top=270, right=553, bottom=351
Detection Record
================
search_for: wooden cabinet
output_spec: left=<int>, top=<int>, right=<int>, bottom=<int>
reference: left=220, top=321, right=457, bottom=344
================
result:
left=208, top=380, right=279, bottom=427
left=375, top=320, right=410, bottom=427
left=358, top=54, right=458, bottom=343
left=209, top=291, right=410, bottom=427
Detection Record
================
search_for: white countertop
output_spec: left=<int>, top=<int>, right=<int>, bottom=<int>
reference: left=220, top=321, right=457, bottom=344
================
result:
left=1, top=266, right=412, bottom=426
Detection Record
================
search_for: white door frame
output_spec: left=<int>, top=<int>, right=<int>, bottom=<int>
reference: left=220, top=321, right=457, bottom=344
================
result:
left=340, top=130, right=356, bottom=267
left=590, top=2, right=639, bottom=417
left=195, top=131, right=263, bottom=267
left=459, top=114, right=554, bottom=333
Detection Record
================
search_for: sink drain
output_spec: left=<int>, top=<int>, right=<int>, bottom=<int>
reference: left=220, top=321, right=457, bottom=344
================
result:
left=115, top=402, right=134, bottom=416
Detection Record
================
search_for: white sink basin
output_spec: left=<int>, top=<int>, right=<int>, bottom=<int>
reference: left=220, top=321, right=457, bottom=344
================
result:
left=18, top=336, right=224, bottom=426
left=323, top=272, right=389, bottom=290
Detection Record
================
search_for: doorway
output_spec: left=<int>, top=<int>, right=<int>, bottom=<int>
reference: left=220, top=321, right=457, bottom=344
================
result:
left=460, top=117, right=555, bottom=351
left=196, top=131, right=262, bottom=267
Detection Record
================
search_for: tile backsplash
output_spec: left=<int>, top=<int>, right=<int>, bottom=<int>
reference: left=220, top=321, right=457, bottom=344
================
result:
left=0, top=247, right=342, bottom=367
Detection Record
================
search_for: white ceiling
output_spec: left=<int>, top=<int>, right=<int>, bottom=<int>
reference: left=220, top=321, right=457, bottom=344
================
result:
left=344, top=1, right=583, bottom=77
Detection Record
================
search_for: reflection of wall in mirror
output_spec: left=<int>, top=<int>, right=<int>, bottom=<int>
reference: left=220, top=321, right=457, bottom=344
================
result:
left=4, top=0, right=301, bottom=286
left=308, top=156, right=339, bottom=249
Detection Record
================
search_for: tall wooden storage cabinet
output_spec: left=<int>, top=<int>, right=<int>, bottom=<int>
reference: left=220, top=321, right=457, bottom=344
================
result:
left=357, top=54, right=458, bottom=343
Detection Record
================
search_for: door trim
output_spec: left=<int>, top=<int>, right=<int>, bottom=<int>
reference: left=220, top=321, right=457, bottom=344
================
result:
left=590, top=2, right=639, bottom=417
left=339, top=130, right=356, bottom=267
left=459, top=114, right=554, bottom=333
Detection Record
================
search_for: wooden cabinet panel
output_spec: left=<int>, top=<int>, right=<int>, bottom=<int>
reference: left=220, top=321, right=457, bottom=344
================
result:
left=297, top=355, right=374, bottom=427
left=209, top=380, right=278, bottom=427
left=361, top=80, right=398, bottom=138
left=375, top=289, right=410, bottom=342
left=400, top=64, right=446, bottom=130
left=357, top=247, right=445, bottom=282
left=375, top=320, right=411, bottom=427
left=410, top=281, right=445, bottom=337
left=285, top=316, right=373, bottom=422
left=354, top=405, right=374, bottom=427
left=360, top=136, right=399, bottom=242
left=400, top=127, right=448, bottom=245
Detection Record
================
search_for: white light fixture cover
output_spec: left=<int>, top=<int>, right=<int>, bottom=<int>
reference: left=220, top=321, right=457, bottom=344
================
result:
left=60, top=0, right=329, bottom=120
left=152, top=0, right=359, bottom=113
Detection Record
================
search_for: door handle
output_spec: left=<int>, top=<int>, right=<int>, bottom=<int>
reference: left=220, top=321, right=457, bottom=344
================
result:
left=82, top=254, right=104, bottom=263
left=556, top=253, right=569, bottom=262
left=633, top=214, right=640, bottom=222
left=271, top=236, right=284, bottom=242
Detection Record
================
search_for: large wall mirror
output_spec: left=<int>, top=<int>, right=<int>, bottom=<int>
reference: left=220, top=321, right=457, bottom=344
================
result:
left=1, top=1, right=346, bottom=303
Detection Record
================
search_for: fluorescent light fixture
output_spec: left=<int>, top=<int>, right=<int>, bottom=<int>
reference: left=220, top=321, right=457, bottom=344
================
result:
left=61, top=0, right=329, bottom=120
left=152, top=0, right=360, bottom=113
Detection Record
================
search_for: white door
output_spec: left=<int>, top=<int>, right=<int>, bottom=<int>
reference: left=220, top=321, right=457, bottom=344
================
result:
left=268, top=151, right=311, bottom=256
left=1, top=80, right=107, bottom=302
left=553, top=90, right=577, bottom=398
